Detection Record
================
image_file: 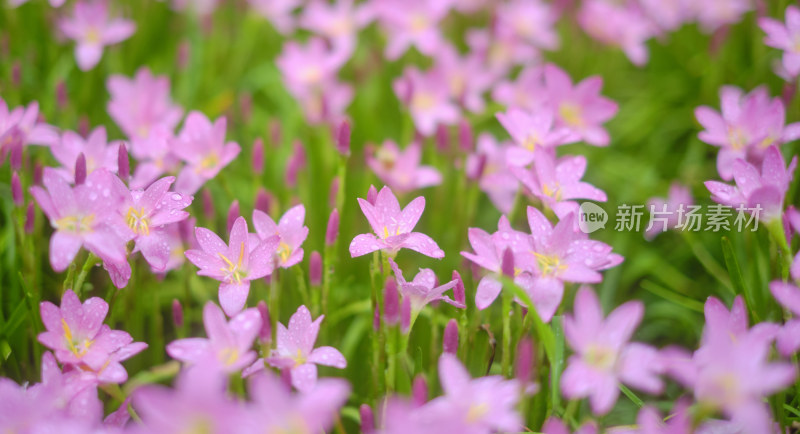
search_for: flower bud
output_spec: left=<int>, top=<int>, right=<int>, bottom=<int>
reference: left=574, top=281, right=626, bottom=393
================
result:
left=325, top=209, right=340, bottom=246
left=443, top=319, right=459, bottom=354
left=254, top=188, right=272, bottom=215
left=257, top=301, right=272, bottom=344
left=171, top=299, right=183, bottom=328
left=201, top=188, right=214, bottom=220
left=56, top=81, right=69, bottom=109
left=11, top=172, right=23, bottom=207
left=9, top=138, right=22, bottom=170
left=384, top=280, right=400, bottom=326
left=359, top=404, right=375, bottom=434
left=74, top=153, right=87, bottom=185
left=226, top=200, right=240, bottom=233
left=366, top=185, right=378, bottom=205
left=501, top=247, right=514, bottom=278
left=435, top=125, right=450, bottom=152
left=458, top=119, right=473, bottom=152
left=24, top=201, right=35, bottom=233
left=335, top=120, right=351, bottom=156
left=452, top=270, right=465, bottom=306
left=515, top=337, right=534, bottom=384
left=401, top=297, right=411, bottom=333
left=252, top=138, right=264, bottom=175
left=285, top=141, right=306, bottom=188
left=412, top=375, right=428, bottom=407
left=309, top=251, right=322, bottom=286
left=117, top=143, right=130, bottom=182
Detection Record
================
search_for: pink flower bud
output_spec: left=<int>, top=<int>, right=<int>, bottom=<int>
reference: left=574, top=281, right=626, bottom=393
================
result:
left=202, top=188, right=215, bottom=220
left=452, top=270, right=465, bottom=306
left=329, top=177, right=339, bottom=208
left=78, top=117, right=90, bottom=138
left=252, top=138, right=264, bottom=175
left=117, top=143, right=130, bottom=182
left=366, top=185, right=378, bottom=205
left=9, top=139, right=22, bottom=170
left=359, top=404, right=375, bottom=434
left=33, top=162, right=43, bottom=185
left=412, top=375, right=428, bottom=407
left=435, top=125, right=450, bottom=152
left=74, top=153, right=87, bottom=185
left=373, top=304, right=380, bottom=331
left=226, top=200, right=240, bottom=234
left=285, top=141, right=306, bottom=188
left=384, top=280, right=400, bottom=326
left=11, top=62, right=20, bottom=87
left=458, top=119, right=473, bottom=152
left=25, top=201, right=35, bottom=233
left=325, top=209, right=340, bottom=246
left=257, top=300, right=272, bottom=344
left=468, top=154, right=487, bottom=181
left=11, top=172, right=23, bottom=207
left=501, top=247, right=514, bottom=278
left=401, top=297, right=411, bottom=333
left=171, top=299, right=183, bottom=328
left=335, top=120, right=351, bottom=156
left=515, top=337, right=534, bottom=384
left=309, top=251, right=322, bottom=286
left=254, top=188, right=272, bottom=214
left=443, top=319, right=459, bottom=354
left=56, top=81, right=69, bottom=109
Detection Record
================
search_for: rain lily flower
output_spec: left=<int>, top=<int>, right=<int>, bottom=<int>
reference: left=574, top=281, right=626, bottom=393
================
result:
left=769, top=281, right=800, bottom=356
left=495, top=0, right=559, bottom=51
left=298, top=0, right=372, bottom=58
left=388, top=258, right=464, bottom=312
left=423, top=353, right=521, bottom=433
left=106, top=68, right=183, bottom=147
left=561, top=287, right=663, bottom=414
left=113, top=175, right=193, bottom=271
left=760, top=6, right=800, bottom=80
left=246, top=372, right=351, bottom=432
left=30, top=168, right=130, bottom=272
left=59, top=0, right=136, bottom=71
left=248, top=0, right=300, bottom=34
left=577, top=0, right=655, bottom=66
left=252, top=204, right=309, bottom=269
left=467, top=27, right=539, bottom=77
left=543, top=64, right=619, bottom=146
left=433, top=44, right=496, bottom=113
left=49, top=127, right=120, bottom=183
left=38, top=289, right=146, bottom=377
left=173, top=112, right=241, bottom=194
left=492, top=66, right=546, bottom=112
left=496, top=108, right=578, bottom=166
left=259, top=305, right=347, bottom=392
left=393, top=67, right=460, bottom=137
left=695, top=0, right=752, bottom=33
left=695, top=86, right=800, bottom=180
left=465, top=133, right=519, bottom=214
left=366, top=141, right=442, bottom=193
left=371, top=0, right=450, bottom=60
left=705, top=145, right=797, bottom=222
left=133, top=364, right=245, bottom=434
left=167, top=302, right=261, bottom=372
left=664, top=296, right=794, bottom=433
left=0, top=99, right=57, bottom=165
left=35, top=352, right=103, bottom=422
left=128, top=127, right=182, bottom=189
left=639, top=0, right=693, bottom=32
left=645, top=183, right=694, bottom=239
left=185, top=216, right=280, bottom=315
left=349, top=186, right=445, bottom=258
left=512, top=150, right=607, bottom=218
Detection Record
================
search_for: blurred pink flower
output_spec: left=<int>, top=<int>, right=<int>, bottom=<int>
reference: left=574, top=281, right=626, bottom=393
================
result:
left=562, top=287, right=663, bottom=414
left=366, top=141, right=441, bottom=193
left=248, top=0, right=300, bottom=34
left=0, top=98, right=58, bottom=165
left=252, top=204, right=309, bottom=269
left=128, top=127, right=182, bottom=189
left=167, top=302, right=261, bottom=372
left=349, top=186, right=445, bottom=258
left=261, top=305, right=347, bottom=392
left=495, top=0, right=559, bottom=51
left=497, top=108, right=578, bottom=166
left=467, top=28, right=539, bottom=77
left=695, top=0, right=752, bottom=33
left=50, top=127, right=120, bottom=183
left=769, top=281, right=800, bottom=356
left=492, top=66, right=547, bottom=112
left=466, top=134, right=519, bottom=214
left=394, top=67, right=460, bottom=136
left=760, top=6, right=800, bottom=79
left=433, top=44, right=495, bottom=113
left=577, top=0, right=655, bottom=66
left=299, top=0, right=373, bottom=58
left=371, top=0, right=450, bottom=59
left=173, top=112, right=241, bottom=194
left=644, top=183, right=694, bottom=240
left=59, top=0, right=135, bottom=71
left=185, top=217, right=279, bottom=315
left=705, top=145, right=797, bottom=222
left=388, top=258, right=463, bottom=312
left=30, top=168, right=130, bottom=272
left=38, top=289, right=146, bottom=379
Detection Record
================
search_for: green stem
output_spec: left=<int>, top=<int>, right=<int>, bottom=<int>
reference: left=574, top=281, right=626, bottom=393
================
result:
left=767, top=219, right=793, bottom=281
left=270, top=269, right=281, bottom=337
left=73, top=253, right=100, bottom=297
left=501, top=287, right=512, bottom=377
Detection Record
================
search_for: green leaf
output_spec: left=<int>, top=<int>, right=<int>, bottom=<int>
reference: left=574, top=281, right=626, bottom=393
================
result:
left=721, top=236, right=759, bottom=321
left=498, top=276, right=556, bottom=364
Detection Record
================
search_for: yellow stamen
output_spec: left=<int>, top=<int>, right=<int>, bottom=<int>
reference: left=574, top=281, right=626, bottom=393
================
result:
left=533, top=252, right=568, bottom=277
left=126, top=207, right=150, bottom=236
left=559, top=102, right=584, bottom=128
left=466, top=403, right=490, bottom=423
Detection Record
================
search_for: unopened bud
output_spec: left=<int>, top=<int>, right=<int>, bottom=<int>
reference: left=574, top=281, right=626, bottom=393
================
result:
left=359, top=404, right=374, bottom=434
left=435, top=125, right=449, bottom=152
left=11, top=172, right=23, bottom=206
left=252, top=138, right=264, bottom=175
left=117, top=143, right=130, bottom=181
left=412, top=375, right=428, bottom=407
left=443, top=319, right=459, bottom=354
left=335, top=120, right=351, bottom=156
left=24, top=201, right=35, bottom=233
left=74, top=153, right=87, bottom=185
left=257, top=301, right=271, bottom=344
left=171, top=299, right=183, bottom=328
left=226, top=200, right=240, bottom=233
left=309, top=251, right=322, bottom=286
left=458, top=119, right=473, bottom=152
left=384, top=280, right=399, bottom=326
left=325, top=209, right=340, bottom=246
left=515, top=337, right=534, bottom=384
left=501, top=247, right=514, bottom=278
left=452, top=271, right=465, bottom=306
left=201, top=188, right=214, bottom=220
left=254, top=188, right=272, bottom=214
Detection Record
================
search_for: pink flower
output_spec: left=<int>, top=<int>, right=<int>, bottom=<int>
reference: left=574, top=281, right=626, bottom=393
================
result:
left=465, top=134, right=519, bottom=214
left=561, top=287, right=663, bottom=414
left=495, top=0, right=559, bottom=51
left=167, top=302, right=262, bottom=373
left=349, top=186, right=445, bottom=258
left=128, top=127, right=182, bottom=189
left=467, top=27, right=539, bottom=77
left=49, top=127, right=120, bottom=182
left=577, top=0, right=655, bottom=66
left=645, top=183, right=694, bottom=240
left=30, top=168, right=130, bottom=272
left=394, top=67, right=460, bottom=136
left=705, top=145, right=797, bottom=222
left=366, top=141, right=442, bottom=193
left=492, top=66, right=546, bottom=112
left=639, top=0, right=693, bottom=32
left=695, top=86, right=800, bottom=180
left=388, top=258, right=464, bottom=311
left=543, top=64, right=619, bottom=146
left=371, top=0, right=450, bottom=59
left=512, top=150, right=607, bottom=218
left=248, top=0, right=300, bottom=34
left=185, top=216, right=279, bottom=315
left=106, top=68, right=183, bottom=145
left=38, top=289, right=146, bottom=379
left=298, top=0, right=372, bottom=58
left=423, top=353, right=521, bottom=432
left=261, top=305, right=347, bottom=392
left=695, top=0, right=752, bottom=33
left=769, top=281, right=800, bottom=356
left=433, top=44, right=496, bottom=113
left=59, top=0, right=135, bottom=71
left=496, top=108, right=578, bottom=166
left=252, top=204, right=309, bottom=269
left=0, top=98, right=57, bottom=165
left=760, top=6, right=800, bottom=79
left=173, top=112, right=241, bottom=194
left=246, top=372, right=351, bottom=432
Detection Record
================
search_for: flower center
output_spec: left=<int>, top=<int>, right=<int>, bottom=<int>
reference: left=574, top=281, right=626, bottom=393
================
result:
left=293, top=348, right=307, bottom=367
left=218, top=347, right=239, bottom=366
left=466, top=402, right=489, bottom=423
left=55, top=214, right=96, bottom=234
left=559, top=102, right=584, bottom=128
left=196, top=152, right=219, bottom=173
left=278, top=241, right=292, bottom=263
left=542, top=182, right=562, bottom=201
left=218, top=242, right=246, bottom=284
left=584, top=344, right=616, bottom=371
left=126, top=206, right=150, bottom=235
left=534, top=253, right=568, bottom=277
left=727, top=126, right=748, bottom=150
left=412, top=92, right=436, bottom=111
left=62, top=318, right=93, bottom=357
